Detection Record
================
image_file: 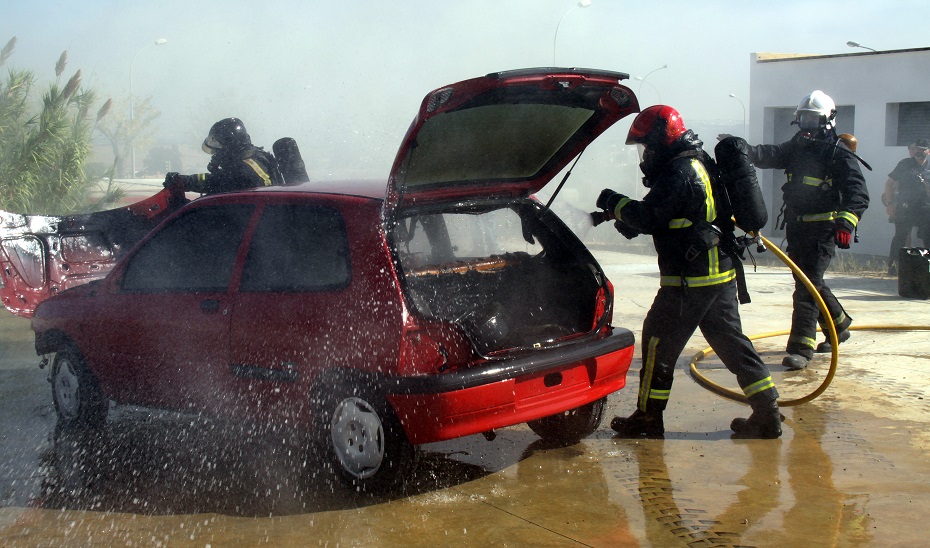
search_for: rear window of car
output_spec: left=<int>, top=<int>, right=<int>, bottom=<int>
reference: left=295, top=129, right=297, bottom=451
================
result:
left=239, top=204, right=350, bottom=292
left=396, top=206, right=543, bottom=267
left=121, top=204, right=254, bottom=292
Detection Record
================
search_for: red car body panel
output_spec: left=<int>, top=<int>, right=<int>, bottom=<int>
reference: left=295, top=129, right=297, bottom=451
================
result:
left=388, top=344, right=633, bottom=445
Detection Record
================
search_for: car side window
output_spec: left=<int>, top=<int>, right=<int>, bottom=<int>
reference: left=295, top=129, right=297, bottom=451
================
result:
left=239, top=204, right=350, bottom=292
left=121, top=205, right=254, bottom=292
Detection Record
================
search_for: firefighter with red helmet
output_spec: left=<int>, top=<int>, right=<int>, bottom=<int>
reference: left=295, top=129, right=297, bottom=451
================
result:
left=595, top=105, right=781, bottom=439
left=164, top=117, right=284, bottom=195
left=745, top=91, right=869, bottom=370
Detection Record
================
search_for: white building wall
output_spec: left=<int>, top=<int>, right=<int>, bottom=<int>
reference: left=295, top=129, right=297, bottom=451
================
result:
left=749, top=48, right=930, bottom=258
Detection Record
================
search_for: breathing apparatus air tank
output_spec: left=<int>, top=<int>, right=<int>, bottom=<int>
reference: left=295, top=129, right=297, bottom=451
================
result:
left=713, top=136, right=768, bottom=233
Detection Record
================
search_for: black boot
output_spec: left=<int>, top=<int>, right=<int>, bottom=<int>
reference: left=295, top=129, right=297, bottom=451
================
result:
left=731, top=400, right=782, bottom=439
left=815, top=329, right=850, bottom=354
left=781, top=354, right=810, bottom=370
left=610, top=409, right=664, bottom=438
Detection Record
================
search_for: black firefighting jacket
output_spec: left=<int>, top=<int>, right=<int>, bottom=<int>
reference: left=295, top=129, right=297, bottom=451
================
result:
left=612, top=132, right=736, bottom=288
left=184, top=146, right=284, bottom=195
left=748, top=131, right=869, bottom=230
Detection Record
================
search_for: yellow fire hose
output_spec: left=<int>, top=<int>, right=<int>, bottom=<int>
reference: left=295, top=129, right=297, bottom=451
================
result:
left=688, top=234, right=930, bottom=407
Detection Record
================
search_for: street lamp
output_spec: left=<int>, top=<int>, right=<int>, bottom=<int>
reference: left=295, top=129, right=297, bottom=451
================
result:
left=129, top=38, right=167, bottom=178
left=634, top=76, right=661, bottom=104
left=729, top=93, right=747, bottom=138
left=846, top=40, right=877, bottom=53
left=635, top=64, right=667, bottom=103
left=552, top=0, right=592, bottom=65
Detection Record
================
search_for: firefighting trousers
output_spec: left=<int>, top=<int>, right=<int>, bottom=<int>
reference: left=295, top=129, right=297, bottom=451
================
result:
left=636, top=280, right=778, bottom=413
left=784, top=222, right=853, bottom=359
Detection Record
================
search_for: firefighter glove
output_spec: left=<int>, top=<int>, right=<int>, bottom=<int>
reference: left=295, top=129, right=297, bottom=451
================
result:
left=596, top=189, right=626, bottom=214
left=163, top=172, right=187, bottom=191
left=615, top=220, right=639, bottom=240
left=834, top=220, right=853, bottom=249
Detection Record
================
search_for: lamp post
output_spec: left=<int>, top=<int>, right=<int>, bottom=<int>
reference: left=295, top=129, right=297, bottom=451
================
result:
left=846, top=40, right=877, bottom=53
left=552, top=0, right=591, bottom=65
left=729, top=93, right=747, bottom=138
left=634, top=76, right=661, bottom=104
left=634, top=64, right=667, bottom=104
left=129, top=38, right=167, bottom=178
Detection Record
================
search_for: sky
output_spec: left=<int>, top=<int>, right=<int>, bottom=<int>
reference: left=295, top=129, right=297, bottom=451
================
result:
left=3, top=0, right=926, bottom=182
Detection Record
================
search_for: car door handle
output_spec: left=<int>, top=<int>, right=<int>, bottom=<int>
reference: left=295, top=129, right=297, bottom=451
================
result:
left=200, top=299, right=221, bottom=314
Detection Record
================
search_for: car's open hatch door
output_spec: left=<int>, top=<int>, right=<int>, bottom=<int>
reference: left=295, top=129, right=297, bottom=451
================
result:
left=385, top=67, right=639, bottom=212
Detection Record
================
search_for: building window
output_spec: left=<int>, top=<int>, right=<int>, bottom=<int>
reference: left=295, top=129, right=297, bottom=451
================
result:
left=888, top=102, right=930, bottom=146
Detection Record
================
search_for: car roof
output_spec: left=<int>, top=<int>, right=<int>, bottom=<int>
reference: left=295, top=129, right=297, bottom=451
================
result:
left=249, top=180, right=387, bottom=200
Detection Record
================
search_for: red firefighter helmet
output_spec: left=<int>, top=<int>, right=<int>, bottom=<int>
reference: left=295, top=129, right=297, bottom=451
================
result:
left=625, top=105, right=688, bottom=147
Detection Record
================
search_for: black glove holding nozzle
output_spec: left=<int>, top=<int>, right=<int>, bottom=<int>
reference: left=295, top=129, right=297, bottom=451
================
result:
left=590, top=210, right=613, bottom=226
left=592, top=188, right=629, bottom=226
left=596, top=188, right=626, bottom=212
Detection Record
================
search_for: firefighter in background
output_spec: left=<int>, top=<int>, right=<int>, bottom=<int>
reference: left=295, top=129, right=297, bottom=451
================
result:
left=882, top=139, right=930, bottom=275
left=164, top=117, right=284, bottom=195
left=745, top=91, right=869, bottom=370
left=595, top=105, right=781, bottom=439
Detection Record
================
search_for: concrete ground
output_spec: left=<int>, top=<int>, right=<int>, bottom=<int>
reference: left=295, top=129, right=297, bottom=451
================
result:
left=1, top=248, right=929, bottom=546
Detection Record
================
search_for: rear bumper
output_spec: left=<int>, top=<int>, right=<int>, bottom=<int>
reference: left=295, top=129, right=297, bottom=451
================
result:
left=386, top=327, right=634, bottom=445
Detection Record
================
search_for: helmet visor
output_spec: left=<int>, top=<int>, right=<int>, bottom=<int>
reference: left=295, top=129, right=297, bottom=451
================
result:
left=797, top=111, right=822, bottom=131
left=202, top=135, right=222, bottom=154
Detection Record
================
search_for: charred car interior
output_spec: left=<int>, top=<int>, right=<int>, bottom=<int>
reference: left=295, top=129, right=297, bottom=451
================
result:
left=394, top=200, right=605, bottom=355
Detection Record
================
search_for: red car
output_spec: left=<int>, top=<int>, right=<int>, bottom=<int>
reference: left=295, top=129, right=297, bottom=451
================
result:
left=30, top=68, right=638, bottom=492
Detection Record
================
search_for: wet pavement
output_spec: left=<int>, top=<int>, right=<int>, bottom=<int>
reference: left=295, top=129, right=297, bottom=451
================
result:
left=2, top=248, right=930, bottom=546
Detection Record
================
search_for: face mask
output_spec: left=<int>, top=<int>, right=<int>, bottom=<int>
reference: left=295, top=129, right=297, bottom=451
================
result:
left=797, top=112, right=822, bottom=131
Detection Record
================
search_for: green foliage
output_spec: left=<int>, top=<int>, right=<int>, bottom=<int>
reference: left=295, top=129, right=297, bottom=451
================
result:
left=0, top=36, right=123, bottom=215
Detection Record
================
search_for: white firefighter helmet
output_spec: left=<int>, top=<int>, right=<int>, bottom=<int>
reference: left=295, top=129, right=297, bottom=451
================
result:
left=794, top=90, right=836, bottom=132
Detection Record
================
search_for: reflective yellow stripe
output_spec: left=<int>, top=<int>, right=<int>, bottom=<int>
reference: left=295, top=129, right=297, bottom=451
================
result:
left=788, top=333, right=816, bottom=350
left=800, top=212, right=836, bottom=222
left=660, top=269, right=736, bottom=288
left=693, top=159, right=716, bottom=222
left=638, top=336, right=660, bottom=412
left=614, top=197, right=633, bottom=220
left=798, top=175, right=829, bottom=187
left=244, top=158, right=272, bottom=186
left=835, top=211, right=859, bottom=227
left=798, top=210, right=860, bottom=227
left=668, top=218, right=692, bottom=229
left=648, top=389, right=670, bottom=401
left=743, top=376, right=776, bottom=398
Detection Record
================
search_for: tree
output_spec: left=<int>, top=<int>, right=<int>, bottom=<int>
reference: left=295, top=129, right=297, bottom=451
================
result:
left=0, top=37, right=123, bottom=214
left=97, top=95, right=161, bottom=179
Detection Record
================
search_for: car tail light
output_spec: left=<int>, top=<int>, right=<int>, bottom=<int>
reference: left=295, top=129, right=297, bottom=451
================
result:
left=399, top=316, right=448, bottom=376
left=592, top=278, right=614, bottom=330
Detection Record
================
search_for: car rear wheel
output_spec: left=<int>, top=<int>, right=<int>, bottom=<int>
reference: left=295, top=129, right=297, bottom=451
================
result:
left=527, top=397, right=606, bottom=444
left=51, top=346, right=108, bottom=429
left=322, top=385, right=415, bottom=493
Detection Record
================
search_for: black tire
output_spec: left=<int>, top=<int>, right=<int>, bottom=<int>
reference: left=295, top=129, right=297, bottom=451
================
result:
left=319, top=384, right=416, bottom=493
left=52, top=420, right=103, bottom=493
left=527, top=397, right=606, bottom=444
left=51, top=346, right=108, bottom=429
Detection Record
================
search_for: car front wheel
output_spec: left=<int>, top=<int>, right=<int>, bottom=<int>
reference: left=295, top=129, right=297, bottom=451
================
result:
left=527, top=397, right=606, bottom=444
left=322, top=386, right=415, bottom=493
left=51, top=346, right=108, bottom=429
